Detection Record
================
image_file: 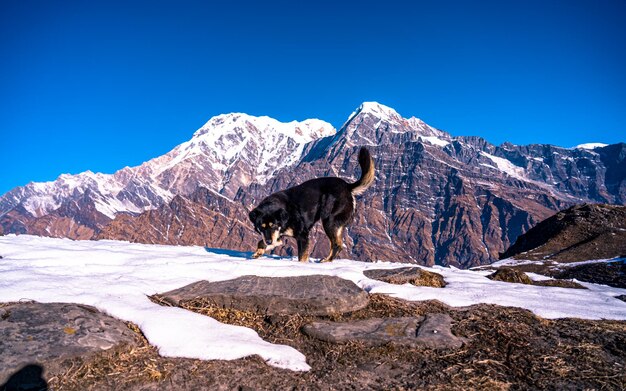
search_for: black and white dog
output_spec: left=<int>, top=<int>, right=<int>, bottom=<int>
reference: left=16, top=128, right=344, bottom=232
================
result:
left=248, top=147, right=375, bottom=262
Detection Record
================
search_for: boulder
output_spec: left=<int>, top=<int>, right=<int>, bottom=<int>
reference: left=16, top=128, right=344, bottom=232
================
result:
left=158, top=275, right=369, bottom=316
left=487, top=268, right=533, bottom=284
left=0, top=302, right=138, bottom=385
left=364, top=267, right=446, bottom=287
left=302, top=313, right=464, bottom=349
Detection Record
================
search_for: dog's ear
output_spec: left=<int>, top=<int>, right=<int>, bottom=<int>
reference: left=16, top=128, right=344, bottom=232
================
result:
left=249, top=209, right=260, bottom=223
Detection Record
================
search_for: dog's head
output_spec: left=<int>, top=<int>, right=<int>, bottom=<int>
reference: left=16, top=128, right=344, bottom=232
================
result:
left=249, top=207, right=289, bottom=246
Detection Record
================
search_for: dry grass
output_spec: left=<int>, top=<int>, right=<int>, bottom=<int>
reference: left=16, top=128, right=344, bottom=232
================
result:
left=402, top=270, right=447, bottom=288
left=11, top=294, right=625, bottom=390
left=47, top=322, right=173, bottom=390
left=487, top=268, right=533, bottom=284
left=364, top=267, right=447, bottom=288
left=161, top=294, right=626, bottom=390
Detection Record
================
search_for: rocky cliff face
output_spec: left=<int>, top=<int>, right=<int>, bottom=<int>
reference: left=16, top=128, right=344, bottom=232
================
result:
left=97, top=187, right=258, bottom=250
left=3, top=103, right=625, bottom=268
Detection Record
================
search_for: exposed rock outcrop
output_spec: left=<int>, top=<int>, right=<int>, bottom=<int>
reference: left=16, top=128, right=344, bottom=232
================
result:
left=0, top=302, right=139, bottom=385
left=156, top=275, right=370, bottom=316
left=302, top=313, right=465, bottom=349
left=487, top=268, right=534, bottom=285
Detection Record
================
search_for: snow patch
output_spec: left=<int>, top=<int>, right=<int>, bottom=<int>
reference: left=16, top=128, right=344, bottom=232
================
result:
left=420, top=136, right=450, bottom=147
left=479, top=152, right=526, bottom=180
left=574, top=143, right=608, bottom=150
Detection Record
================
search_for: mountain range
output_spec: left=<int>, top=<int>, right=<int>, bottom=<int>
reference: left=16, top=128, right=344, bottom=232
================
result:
left=1, top=102, right=624, bottom=268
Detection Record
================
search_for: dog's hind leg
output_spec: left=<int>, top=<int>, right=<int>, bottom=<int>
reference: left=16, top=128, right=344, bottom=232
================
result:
left=296, top=235, right=311, bottom=263
left=321, top=221, right=344, bottom=262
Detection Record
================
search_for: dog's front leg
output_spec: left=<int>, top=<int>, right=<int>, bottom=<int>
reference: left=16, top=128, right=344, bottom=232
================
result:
left=296, top=235, right=310, bottom=263
left=251, top=240, right=266, bottom=259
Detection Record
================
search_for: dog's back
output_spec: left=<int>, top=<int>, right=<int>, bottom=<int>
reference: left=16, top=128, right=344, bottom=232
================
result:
left=284, top=177, right=353, bottom=227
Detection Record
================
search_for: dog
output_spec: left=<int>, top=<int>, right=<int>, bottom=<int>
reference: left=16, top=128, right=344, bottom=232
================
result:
left=248, top=147, right=375, bottom=262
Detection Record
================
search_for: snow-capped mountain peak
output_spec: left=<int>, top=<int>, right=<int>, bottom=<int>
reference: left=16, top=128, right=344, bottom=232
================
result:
left=0, top=111, right=336, bottom=220
left=358, top=101, right=401, bottom=117
left=170, top=113, right=336, bottom=191
left=574, top=142, right=608, bottom=150
left=193, top=113, right=334, bottom=144
left=328, top=102, right=450, bottom=150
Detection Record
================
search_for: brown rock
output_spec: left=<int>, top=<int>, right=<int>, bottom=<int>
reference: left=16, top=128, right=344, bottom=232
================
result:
left=533, top=279, right=587, bottom=289
left=487, top=268, right=533, bottom=285
left=364, top=267, right=446, bottom=287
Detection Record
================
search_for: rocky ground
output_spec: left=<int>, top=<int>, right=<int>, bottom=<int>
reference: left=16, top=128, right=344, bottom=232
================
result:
left=2, top=271, right=625, bottom=390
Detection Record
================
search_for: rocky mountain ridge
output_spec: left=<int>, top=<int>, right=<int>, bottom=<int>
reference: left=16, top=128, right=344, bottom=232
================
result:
left=2, top=102, right=625, bottom=267
left=500, top=203, right=626, bottom=262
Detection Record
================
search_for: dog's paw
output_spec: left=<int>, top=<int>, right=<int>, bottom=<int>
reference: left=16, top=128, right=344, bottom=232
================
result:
left=320, top=257, right=333, bottom=263
left=251, top=250, right=263, bottom=259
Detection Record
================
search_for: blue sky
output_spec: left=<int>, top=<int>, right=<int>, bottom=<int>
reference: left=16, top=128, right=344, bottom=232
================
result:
left=1, top=0, right=625, bottom=195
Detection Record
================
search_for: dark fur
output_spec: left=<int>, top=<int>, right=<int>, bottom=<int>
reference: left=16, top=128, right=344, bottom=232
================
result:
left=248, top=147, right=375, bottom=262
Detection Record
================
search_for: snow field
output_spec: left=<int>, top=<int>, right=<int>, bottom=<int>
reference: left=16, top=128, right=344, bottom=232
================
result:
left=1, top=235, right=625, bottom=371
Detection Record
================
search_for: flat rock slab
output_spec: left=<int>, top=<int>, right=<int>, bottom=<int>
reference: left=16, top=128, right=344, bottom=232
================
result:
left=302, top=313, right=465, bottom=349
left=0, top=302, right=138, bottom=385
left=364, top=267, right=446, bottom=287
left=158, top=275, right=369, bottom=316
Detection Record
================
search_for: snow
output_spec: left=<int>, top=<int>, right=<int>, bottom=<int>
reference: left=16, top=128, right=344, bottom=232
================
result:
left=194, top=113, right=335, bottom=145
left=186, top=113, right=336, bottom=185
left=479, top=152, right=526, bottom=180
left=1, top=235, right=626, bottom=372
left=358, top=101, right=401, bottom=119
left=574, top=143, right=608, bottom=150
left=420, top=136, right=450, bottom=147
left=491, top=256, right=625, bottom=270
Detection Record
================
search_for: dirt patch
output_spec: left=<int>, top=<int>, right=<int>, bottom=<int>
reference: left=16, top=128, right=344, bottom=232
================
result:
left=43, top=295, right=626, bottom=390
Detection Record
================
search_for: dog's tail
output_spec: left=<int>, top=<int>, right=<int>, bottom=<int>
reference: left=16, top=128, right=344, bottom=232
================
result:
left=349, top=147, right=375, bottom=196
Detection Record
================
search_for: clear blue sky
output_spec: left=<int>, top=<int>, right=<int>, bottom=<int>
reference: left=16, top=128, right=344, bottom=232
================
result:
left=1, top=0, right=625, bottom=196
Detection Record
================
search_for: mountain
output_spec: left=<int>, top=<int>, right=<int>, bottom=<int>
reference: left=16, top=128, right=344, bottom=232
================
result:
left=0, top=114, right=335, bottom=237
left=2, top=102, right=625, bottom=267
left=500, top=203, right=626, bottom=262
